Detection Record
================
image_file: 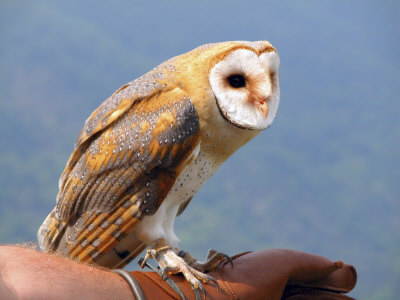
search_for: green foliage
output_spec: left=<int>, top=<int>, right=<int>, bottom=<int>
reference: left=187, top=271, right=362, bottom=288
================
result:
left=1, top=1, right=399, bottom=298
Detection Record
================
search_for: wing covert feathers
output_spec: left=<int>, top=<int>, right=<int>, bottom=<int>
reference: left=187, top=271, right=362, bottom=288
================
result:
left=38, top=78, right=201, bottom=267
left=59, top=62, right=177, bottom=189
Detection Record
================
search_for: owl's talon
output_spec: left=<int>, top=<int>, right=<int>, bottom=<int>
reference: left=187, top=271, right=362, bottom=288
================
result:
left=207, top=249, right=232, bottom=267
left=205, top=274, right=219, bottom=290
left=223, top=253, right=234, bottom=268
left=190, top=281, right=206, bottom=300
left=184, top=249, right=233, bottom=273
left=139, top=251, right=187, bottom=300
left=165, top=276, right=187, bottom=300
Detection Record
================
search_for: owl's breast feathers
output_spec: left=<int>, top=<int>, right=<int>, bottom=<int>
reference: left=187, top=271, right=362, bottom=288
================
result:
left=38, top=64, right=201, bottom=264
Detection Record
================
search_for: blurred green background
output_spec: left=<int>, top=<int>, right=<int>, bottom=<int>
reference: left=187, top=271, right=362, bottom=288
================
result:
left=0, top=1, right=399, bottom=298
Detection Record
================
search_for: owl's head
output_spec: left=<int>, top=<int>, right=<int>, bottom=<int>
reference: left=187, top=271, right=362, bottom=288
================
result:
left=207, top=41, right=280, bottom=131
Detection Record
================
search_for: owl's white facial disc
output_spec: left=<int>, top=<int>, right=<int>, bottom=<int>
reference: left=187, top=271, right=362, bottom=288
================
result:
left=209, top=49, right=280, bottom=130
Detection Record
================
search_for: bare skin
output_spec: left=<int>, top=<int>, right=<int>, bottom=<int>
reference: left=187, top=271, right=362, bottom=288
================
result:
left=0, top=245, right=132, bottom=300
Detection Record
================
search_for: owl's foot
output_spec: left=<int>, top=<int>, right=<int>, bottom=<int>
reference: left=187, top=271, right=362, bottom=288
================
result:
left=179, top=249, right=233, bottom=273
left=139, top=239, right=218, bottom=300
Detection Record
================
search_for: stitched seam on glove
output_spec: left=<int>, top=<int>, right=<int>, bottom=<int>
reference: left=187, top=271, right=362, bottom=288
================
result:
left=219, top=279, right=238, bottom=300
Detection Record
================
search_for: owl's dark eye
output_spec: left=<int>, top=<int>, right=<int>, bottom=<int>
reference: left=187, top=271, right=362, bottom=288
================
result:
left=227, top=74, right=246, bottom=88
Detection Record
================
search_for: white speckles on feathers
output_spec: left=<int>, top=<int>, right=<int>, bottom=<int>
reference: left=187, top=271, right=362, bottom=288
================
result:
left=135, top=143, right=218, bottom=247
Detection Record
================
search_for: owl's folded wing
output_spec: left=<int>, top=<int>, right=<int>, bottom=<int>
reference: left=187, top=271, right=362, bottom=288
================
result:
left=38, top=69, right=201, bottom=265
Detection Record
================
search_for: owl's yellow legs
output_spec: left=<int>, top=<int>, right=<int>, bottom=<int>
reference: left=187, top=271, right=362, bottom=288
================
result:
left=139, top=239, right=222, bottom=300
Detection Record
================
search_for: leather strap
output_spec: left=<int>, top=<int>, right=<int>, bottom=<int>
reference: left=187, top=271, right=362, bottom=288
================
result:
left=112, top=269, right=146, bottom=300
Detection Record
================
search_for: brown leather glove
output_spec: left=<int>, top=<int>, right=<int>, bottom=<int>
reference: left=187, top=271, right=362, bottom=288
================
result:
left=129, top=249, right=357, bottom=299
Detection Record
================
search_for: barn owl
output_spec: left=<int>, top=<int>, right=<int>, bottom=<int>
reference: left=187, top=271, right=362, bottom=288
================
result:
left=38, top=41, right=280, bottom=291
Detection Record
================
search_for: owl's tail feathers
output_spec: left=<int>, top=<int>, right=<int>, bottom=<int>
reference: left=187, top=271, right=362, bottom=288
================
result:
left=37, top=209, right=66, bottom=253
left=37, top=198, right=145, bottom=268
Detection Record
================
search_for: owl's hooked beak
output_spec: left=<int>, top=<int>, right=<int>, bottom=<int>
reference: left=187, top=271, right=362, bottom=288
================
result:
left=250, top=96, right=269, bottom=119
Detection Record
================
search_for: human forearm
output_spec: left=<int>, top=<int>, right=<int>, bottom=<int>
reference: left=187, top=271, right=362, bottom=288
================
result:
left=0, top=245, right=133, bottom=300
